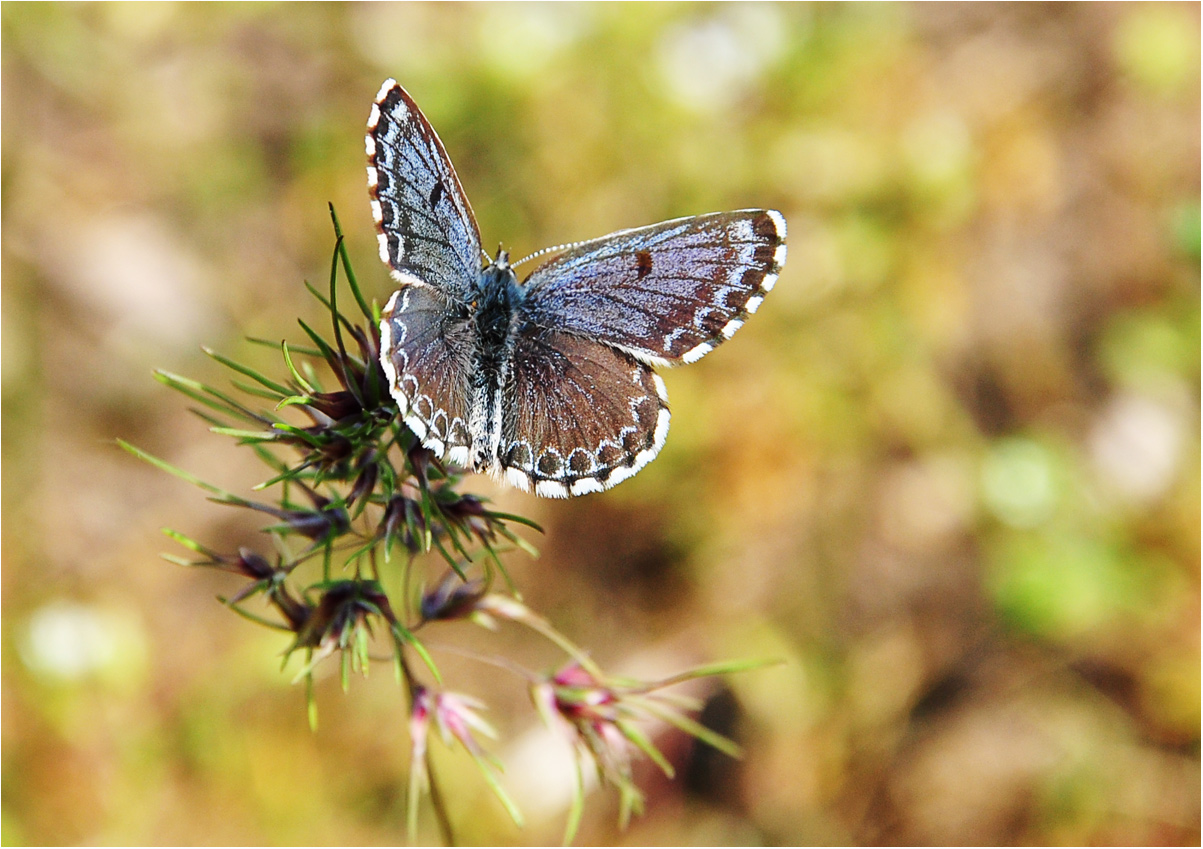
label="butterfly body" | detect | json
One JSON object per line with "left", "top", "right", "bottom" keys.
{"left": 368, "top": 79, "right": 786, "bottom": 497}
{"left": 464, "top": 253, "right": 523, "bottom": 475}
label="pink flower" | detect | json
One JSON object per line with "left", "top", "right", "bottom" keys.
{"left": 432, "top": 691, "right": 498, "bottom": 757}
{"left": 533, "top": 663, "right": 641, "bottom": 797}
{"left": 407, "top": 686, "right": 522, "bottom": 833}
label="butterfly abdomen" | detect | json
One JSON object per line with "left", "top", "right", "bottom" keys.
{"left": 467, "top": 261, "right": 525, "bottom": 475}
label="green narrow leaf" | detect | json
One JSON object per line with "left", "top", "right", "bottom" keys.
{"left": 637, "top": 699, "right": 743, "bottom": 759}
{"left": 268, "top": 422, "right": 324, "bottom": 447}
{"left": 247, "top": 336, "right": 323, "bottom": 358}
{"left": 254, "top": 466, "right": 309, "bottom": 492}
{"left": 295, "top": 315, "right": 359, "bottom": 400}
{"left": 355, "top": 622, "right": 371, "bottom": 677}
{"left": 299, "top": 359, "right": 324, "bottom": 393}
{"left": 440, "top": 517, "right": 477, "bottom": 565}
{"left": 275, "top": 394, "right": 321, "bottom": 411}
{"left": 653, "top": 657, "right": 782, "bottom": 687}
{"left": 498, "top": 526, "right": 540, "bottom": 560}
{"left": 393, "top": 646, "right": 404, "bottom": 686}
{"left": 208, "top": 427, "right": 281, "bottom": 443}
{"left": 160, "top": 527, "right": 213, "bottom": 554}
{"left": 203, "top": 346, "right": 294, "bottom": 396}
{"left": 302, "top": 281, "right": 364, "bottom": 348}
{"left": 326, "top": 234, "right": 351, "bottom": 368}
{"left": 329, "top": 203, "right": 374, "bottom": 322}
{"left": 229, "top": 379, "right": 290, "bottom": 402}
{"left": 249, "top": 442, "right": 293, "bottom": 474}
{"left": 186, "top": 407, "right": 234, "bottom": 430}
{"left": 562, "top": 756, "right": 586, "bottom": 846}
{"left": 154, "top": 370, "right": 270, "bottom": 423}
{"left": 430, "top": 535, "right": 469, "bottom": 580}
{"left": 290, "top": 644, "right": 334, "bottom": 684}
{"left": 118, "top": 440, "right": 231, "bottom": 497}
{"left": 222, "top": 600, "right": 293, "bottom": 630}
{"left": 394, "top": 627, "right": 442, "bottom": 685}
{"left": 486, "top": 511, "right": 545, "bottom": 534}
{"left": 280, "top": 341, "right": 316, "bottom": 394}
{"left": 617, "top": 781, "right": 644, "bottom": 831}
{"left": 616, "top": 719, "right": 674, "bottom": 778}
{"left": 470, "top": 753, "right": 525, "bottom": 828}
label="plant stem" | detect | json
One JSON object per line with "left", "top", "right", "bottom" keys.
{"left": 400, "top": 649, "right": 456, "bottom": 845}
{"left": 426, "top": 752, "right": 456, "bottom": 846}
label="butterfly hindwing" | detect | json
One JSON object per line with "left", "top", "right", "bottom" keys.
{"left": 379, "top": 286, "right": 475, "bottom": 466}
{"left": 367, "top": 79, "right": 482, "bottom": 298}
{"left": 521, "top": 210, "right": 786, "bottom": 366}
{"left": 498, "top": 329, "right": 670, "bottom": 498}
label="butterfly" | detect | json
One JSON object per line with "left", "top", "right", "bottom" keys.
{"left": 367, "top": 79, "right": 786, "bottom": 497}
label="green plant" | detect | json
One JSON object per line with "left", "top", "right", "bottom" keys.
{"left": 121, "top": 207, "right": 753, "bottom": 845}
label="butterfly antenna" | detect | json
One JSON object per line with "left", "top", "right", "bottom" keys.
{"left": 511, "top": 238, "right": 593, "bottom": 270}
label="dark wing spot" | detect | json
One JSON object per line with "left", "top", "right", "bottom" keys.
{"left": 537, "top": 452, "right": 563, "bottom": 476}
{"left": 622, "top": 429, "right": 647, "bottom": 454}
{"left": 429, "top": 181, "right": 444, "bottom": 209}
{"left": 753, "top": 244, "right": 777, "bottom": 267}
{"left": 753, "top": 211, "right": 779, "bottom": 239}
{"left": 505, "top": 442, "right": 532, "bottom": 468}
{"left": 568, "top": 449, "right": 593, "bottom": 474}
{"left": 596, "top": 442, "right": 623, "bottom": 466}
{"left": 449, "top": 419, "right": 471, "bottom": 446}
{"left": 635, "top": 250, "right": 653, "bottom": 280}
{"left": 741, "top": 267, "right": 767, "bottom": 289}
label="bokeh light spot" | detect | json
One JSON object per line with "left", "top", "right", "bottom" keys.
{"left": 981, "top": 437, "right": 1057, "bottom": 528}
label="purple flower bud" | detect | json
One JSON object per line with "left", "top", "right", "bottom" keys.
{"left": 347, "top": 451, "right": 379, "bottom": 506}
{"left": 307, "top": 390, "right": 363, "bottom": 422}
{"left": 420, "top": 571, "right": 487, "bottom": 622}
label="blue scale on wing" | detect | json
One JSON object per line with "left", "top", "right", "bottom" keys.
{"left": 521, "top": 211, "right": 784, "bottom": 365}
{"left": 369, "top": 82, "right": 481, "bottom": 298}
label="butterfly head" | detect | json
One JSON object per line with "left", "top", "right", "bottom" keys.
{"left": 489, "top": 246, "right": 511, "bottom": 271}
{"left": 473, "top": 250, "right": 524, "bottom": 350}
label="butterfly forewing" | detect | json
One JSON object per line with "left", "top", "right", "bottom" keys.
{"left": 521, "top": 210, "right": 786, "bottom": 366}
{"left": 499, "top": 329, "right": 670, "bottom": 498}
{"left": 367, "top": 80, "right": 482, "bottom": 297}
{"left": 380, "top": 287, "right": 475, "bottom": 465}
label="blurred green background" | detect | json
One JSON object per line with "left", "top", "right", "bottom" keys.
{"left": 2, "top": 3, "right": 1199, "bottom": 845}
